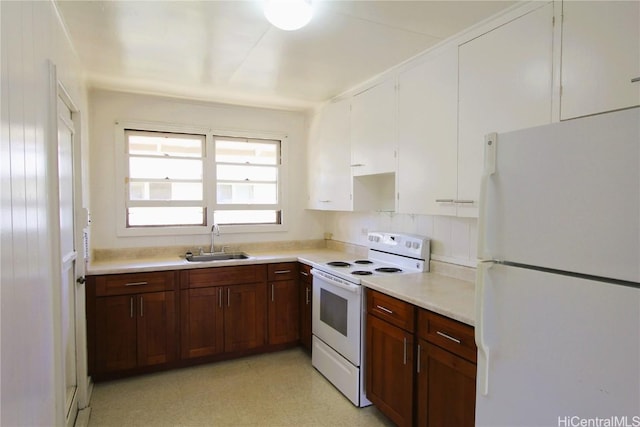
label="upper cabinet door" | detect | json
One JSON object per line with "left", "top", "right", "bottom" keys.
{"left": 458, "top": 3, "right": 554, "bottom": 217}
{"left": 560, "top": 1, "right": 640, "bottom": 120}
{"left": 307, "top": 98, "right": 352, "bottom": 211}
{"left": 397, "top": 47, "right": 458, "bottom": 216}
{"left": 350, "top": 79, "right": 397, "bottom": 176}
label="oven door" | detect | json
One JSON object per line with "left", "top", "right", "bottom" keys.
{"left": 311, "top": 268, "right": 362, "bottom": 366}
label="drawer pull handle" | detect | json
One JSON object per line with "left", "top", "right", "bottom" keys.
{"left": 436, "top": 331, "right": 461, "bottom": 344}
{"left": 632, "top": 77, "right": 640, "bottom": 83}
{"left": 376, "top": 305, "right": 393, "bottom": 315}
{"left": 274, "top": 270, "right": 291, "bottom": 274}
{"left": 435, "top": 199, "right": 454, "bottom": 203}
{"left": 300, "top": 271, "right": 309, "bottom": 277}
{"left": 125, "top": 281, "right": 148, "bottom": 287}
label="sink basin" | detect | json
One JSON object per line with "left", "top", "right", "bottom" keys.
{"left": 185, "top": 252, "right": 250, "bottom": 262}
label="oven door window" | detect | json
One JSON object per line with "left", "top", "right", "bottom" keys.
{"left": 320, "top": 288, "right": 348, "bottom": 336}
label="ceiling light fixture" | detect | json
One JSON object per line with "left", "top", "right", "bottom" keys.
{"left": 264, "top": 0, "right": 313, "bottom": 31}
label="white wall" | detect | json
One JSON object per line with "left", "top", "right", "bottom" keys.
{"left": 1, "top": 1, "right": 89, "bottom": 425}
{"left": 325, "top": 212, "right": 478, "bottom": 267}
{"left": 89, "top": 89, "right": 325, "bottom": 251}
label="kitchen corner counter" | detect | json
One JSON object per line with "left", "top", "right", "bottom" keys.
{"left": 86, "top": 247, "right": 475, "bottom": 327}
{"left": 361, "top": 272, "right": 476, "bottom": 326}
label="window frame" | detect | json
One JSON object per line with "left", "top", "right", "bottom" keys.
{"left": 115, "top": 121, "right": 288, "bottom": 237}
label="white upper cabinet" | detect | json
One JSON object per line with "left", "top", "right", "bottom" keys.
{"left": 307, "top": 98, "right": 352, "bottom": 211}
{"left": 560, "top": 1, "right": 640, "bottom": 120}
{"left": 397, "top": 46, "right": 458, "bottom": 216}
{"left": 458, "top": 2, "right": 554, "bottom": 217}
{"left": 350, "top": 79, "right": 397, "bottom": 176}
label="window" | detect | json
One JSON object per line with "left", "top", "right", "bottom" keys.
{"left": 125, "top": 130, "right": 206, "bottom": 227}
{"left": 213, "top": 136, "right": 282, "bottom": 225}
{"left": 117, "top": 123, "right": 286, "bottom": 236}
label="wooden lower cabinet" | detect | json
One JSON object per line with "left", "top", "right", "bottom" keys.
{"left": 267, "top": 262, "right": 300, "bottom": 345}
{"left": 365, "top": 289, "right": 477, "bottom": 427}
{"left": 88, "top": 271, "right": 177, "bottom": 378}
{"left": 94, "top": 290, "right": 176, "bottom": 375}
{"left": 366, "top": 314, "right": 415, "bottom": 427}
{"left": 416, "top": 340, "right": 476, "bottom": 427}
{"left": 298, "top": 263, "right": 312, "bottom": 351}
{"left": 179, "top": 265, "right": 267, "bottom": 360}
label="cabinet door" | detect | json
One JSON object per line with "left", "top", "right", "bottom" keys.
{"left": 366, "top": 314, "right": 414, "bottom": 427}
{"left": 397, "top": 47, "right": 458, "bottom": 216}
{"left": 308, "top": 98, "right": 352, "bottom": 210}
{"left": 268, "top": 279, "right": 300, "bottom": 345}
{"left": 299, "top": 265, "right": 312, "bottom": 351}
{"left": 351, "top": 79, "right": 397, "bottom": 176}
{"left": 224, "top": 283, "right": 267, "bottom": 352}
{"left": 181, "top": 287, "right": 224, "bottom": 359}
{"left": 458, "top": 3, "right": 554, "bottom": 217}
{"left": 417, "top": 341, "right": 476, "bottom": 427}
{"left": 95, "top": 295, "right": 137, "bottom": 373}
{"left": 560, "top": 1, "right": 640, "bottom": 119}
{"left": 137, "top": 291, "right": 176, "bottom": 367}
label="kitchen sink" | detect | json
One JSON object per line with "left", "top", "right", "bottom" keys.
{"left": 185, "top": 252, "right": 251, "bottom": 262}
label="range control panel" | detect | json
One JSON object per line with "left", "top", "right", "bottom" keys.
{"left": 367, "top": 231, "right": 430, "bottom": 260}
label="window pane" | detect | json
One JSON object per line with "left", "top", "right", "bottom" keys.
{"left": 127, "top": 132, "right": 203, "bottom": 158}
{"left": 216, "top": 164, "right": 277, "bottom": 182}
{"left": 128, "top": 207, "right": 204, "bottom": 226}
{"left": 129, "top": 157, "right": 202, "bottom": 180}
{"left": 214, "top": 210, "right": 280, "bottom": 225}
{"left": 215, "top": 138, "right": 278, "bottom": 165}
{"left": 216, "top": 183, "right": 277, "bottom": 204}
{"left": 129, "top": 182, "right": 203, "bottom": 201}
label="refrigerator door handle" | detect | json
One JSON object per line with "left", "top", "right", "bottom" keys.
{"left": 476, "top": 261, "right": 493, "bottom": 396}
{"left": 477, "top": 133, "right": 497, "bottom": 259}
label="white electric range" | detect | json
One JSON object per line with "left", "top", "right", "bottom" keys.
{"left": 310, "top": 231, "right": 430, "bottom": 407}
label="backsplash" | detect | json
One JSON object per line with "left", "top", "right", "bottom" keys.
{"left": 323, "top": 212, "right": 478, "bottom": 268}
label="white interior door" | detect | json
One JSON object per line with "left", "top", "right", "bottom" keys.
{"left": 57, "top": 96, "right": 78, "bottom": 426}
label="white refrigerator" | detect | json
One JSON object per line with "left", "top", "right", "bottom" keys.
{"left": 476, "top": 107, "right": 640, "bottom": 427}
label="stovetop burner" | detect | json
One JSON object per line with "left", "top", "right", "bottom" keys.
{"left": 327, "top": 261, "right": 351, "bottom": 267}
{"left": 375, "top": 267, "right": 403, "bottom": 273}
{"left": 351, "top": 270, "right": 373, "bottom": 276}
{"left": 354, "top": 260, "right": 373, "bottom": 265}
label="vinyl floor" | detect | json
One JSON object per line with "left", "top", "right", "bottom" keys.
{"left": 87, "top": 348, "right": 395, "bottom": 426}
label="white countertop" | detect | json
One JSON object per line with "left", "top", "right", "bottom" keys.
{"left": 87, "top": 248, "right": 475, "bottom": 326}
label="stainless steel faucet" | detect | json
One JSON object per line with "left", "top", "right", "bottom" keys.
{"left": 210, "top": 224, "right": 220, "bottom": 253}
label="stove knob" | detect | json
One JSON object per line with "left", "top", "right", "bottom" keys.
{"left": 413, "top": 242, "right": 420, "bottom": 249}
{"left": 405, "top": 241, "right": 411, "bottom": 248}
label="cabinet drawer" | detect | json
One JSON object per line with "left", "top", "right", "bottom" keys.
{"left": 95, "top": 271, "right": 175, "bottom": 297}
{"left": 418, "top": 309, "right": 476, "bottom": 363}
{"left": 184, "top": 265, "right": 266, "bottom": 289}
{"left": 267, "top": 262, "right": 297, "bottom": 282}
{"left": 367, "top": 289, "right": 415, "bottom": 333}
{"left": 298, "top": 263, "right": 312, "bottom": 284}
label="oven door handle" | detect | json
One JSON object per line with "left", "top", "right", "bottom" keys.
{"left": 311, "top": 269, "right": 361, "bottom": 294}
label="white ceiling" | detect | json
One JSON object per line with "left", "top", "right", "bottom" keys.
{"left": 56, "top": 0, "right": 515, "bottom": 111}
